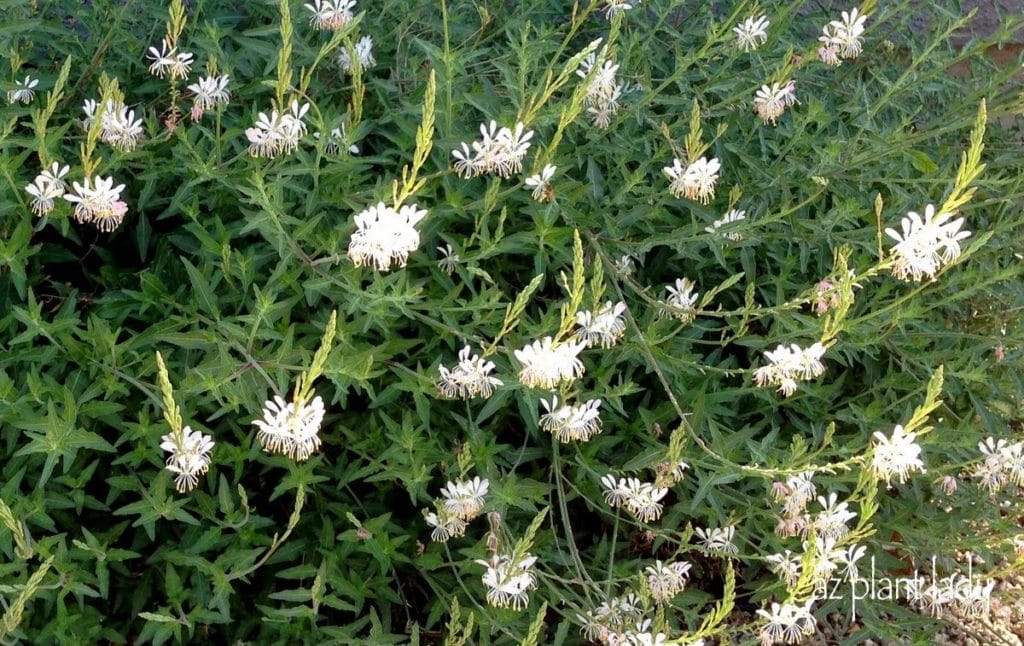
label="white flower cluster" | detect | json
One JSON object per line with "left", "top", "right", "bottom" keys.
{"left": 346, "top": 202, "right": 428, "bottom": 271}
{"left": 540, "top": 396, "right": 603, "bottom": 443}
{"left": 694, "top": 525, "right": 738, "bottom": 555}
{"left": 146, "top": 39, "right": 194, "bottom": 80}
{"left": 773, "top": 480, "right": 858, "bottom": 547}
{"left": 768, "top": 540, "right": 865, "bottom": 592}
{"left": 756, "top": 600, "right": 817, "bottom": 646}
{"left": 246, "top": 100, "right": 310, "bottom": 158}
{"left": 514, "top": 337, "right": 586, "bottom": 389}
{"left": 753, "top": 342, "right": 826, "bottom": 397}
{"left": 608, "top": 620, "right": 672, "bottom": 646}
{"left": 253, "top": 395, "right": 326, "bottom": 461}
{"left": 24, "top": 162, "right": 70, "bottom": 217}
{"left": 83, "top": 99, "right": 145, "bottom": 153}
{"left": 425, "top": 476, "right": 490, "bottom": 541}
{"left": 7, "top": 76, "right": 38, "bottom": 104}
{"left": 436, "top": 345, "right": 502, "bottom": 399}
{"left": 734, "top": 15, "right": 769, "bottom": 52}
{"left": 339, "top": 35, "right": 375, "bottom": 74}
{"left": 601, "top": 475, "right": 668, "bottom": 523}
{"left": 576, "top": 301, "right": 627, "bottom": 348}
{"left": 753, "top": 81, "right": 797, "bottom": 126}
{"left": 452, "top": 120, "right": 534, "bottom": 179}
{"left": 660, "top": 278, "right": 699, "bottom": 324}
{"left": 577, "top": 593, "right": 643, "bottom": 642}
{"left": 970, "top": 437, "right": 1024, "bottom": 493}
{"left": 818, "top": 8, "right": 868, "bottom": 66}
{"left": 645, "top": 560, "right": 691, "bottom": 604}
{"left": 885, "top": 204, "right": 970, "bottom": 282}
{"left": 160, "top": 426, "right": 215, "bottom": 493}
{"left": 305, "top": 0, "right": 357, "bottom": 30}
{"left": 475, "top": 552, "right": 538, "bottom": 610}
{"left": 663, "top": 157, "right": 720, "bottom": 204}
{"left": 577, "top": 52, "right": 624, "bottom": 128}
{"left": 871, "top": 424, "right": 926, "bottom": 486}
{"left": 186, "top": 74, "right": 230, "bottom": 121}
{"left": 64, "top": 176, "right": 129, "bottom": 232}
{"left": 771, "top": 470, "right": 817, "bottom": 537}
{"left": 906, "top": 571, "right": 996, "bottom": 619}
{"left": 524, "top": 164, "right": 556, "bottom": 202}
{"left": 705, "top": 209, "right": 746, "bottom": 241}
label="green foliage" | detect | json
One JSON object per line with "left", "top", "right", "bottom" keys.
{"left": 0, "top": 0, "right": 1022, "bottom": 643}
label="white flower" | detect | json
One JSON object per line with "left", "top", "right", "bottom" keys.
{"left": 540, "top": 396, "right": 603, "bottom": 443}
{"left": 753, "top": 342, "right": 826, "bottom": 397}
{"left": 524, "top": 164, "right": 556, "bottom": 202}
{"left": 305, "top": 0, "right": 356, "bottom": 30}
{"left": 657, "top": 460, "right": 689, "bottom": 487}
{"left": 817, "top": 26, "right": 842, "bottom": 66}
{"left": 601, "top": 475, "right": 668, "bottom": 522}
{"left": 81, "top": 99, "right": 99, "bottom": 127}
{"left": 187, "top": 74, "right": 230, "bottom": 120}
{"left": 661, "top": 278, "right": 699, "bottom": 323}
{"left": 437, "top": 345, "right": 502, "bottom": 399}
{"left": 146, "top": 39, "right": 194, "bottom": 80}
{"left": 101, "top": 102, "right": 144, "bottom": 152}
{"left": 837, "top": 543, "right": 867, "bottom": 581}
{"left": 440, "top": 476, "right": 489, "bottom": 520}
{"left": 603, "top": 0, "right": 639, "bottom": 19}
{"left": 514, "top": 337, "right": 586, "bottom": 389}
{"left": 424, "top": 509, "right": 468, "bottom": 542}
{"left": 475, "top": 553, "right": 538, "bottom": 610}
{"left": 576, "top": 301, "right": 627, "bottom": 348}
{"left": 338, "top": 35, "right": 375, "bottom": 73}
{"left": 810, "top": 493, "right": 856, "bottom": 541}
{"left": 25, "top": 162, "right": 70, "bottom": 216}
{"left": 734, "top": 15, "right": 769, "bottom": 51}
{"left": 705, "top": 209, "right": 746, "bottom": 240}
{"left": 436, "top": 243, "right": 460, "bottom": 274}
{"left": 972, "top": 437, "right": 1024, "bottom": 492}
{"left": 7, "top": 76, "right": 38, "bottom": 104}
{"left": 246, "top": 100, "right": 310, "bottom": 158}
{"left": 314, "top": 125, "right": 359, "bottom": 154}
{"left": 694, "top": 525, "right": 738, "bottom": 555}
{"left": 63, "top": 176, "right": 128, "bottom": 232}
{"left": 754, "top": 81, "right": 796, "bottom": 126}
{"left": 663, "top": 156, "right": 720, "bottom": 204}
{"left": 160, "top": 426, "right": 215, "bottom": 493}
{"left": 756, "top": 600, "right": 816, "bottom": 645}
{"left": 452, "top": 121, "right": 534, "bottom": 179}
{"left": 766, "top": 551, "right": 802, "bottom": 588}
{"left": 645, "top": 560, "right": 691, "bottom": 603}
{"left": 253, "top": 395, "right": 326, "bottom": 461}
{"left": 871, "top": 424, "right": 925, "bottom": 486}
{"left": 885, "top": 204, "right": 971, "bottom": 282}
{"left": 826, "top": 8, "right": 867, "bottom": 60}
{"left": 347, "top": 202, "right": 428, "bottom": 271}
{"left": 614, "top": 254, "right": 636, "bottom": 276}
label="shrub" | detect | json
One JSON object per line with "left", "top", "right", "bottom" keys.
{"left": 1, "top": 0, "right": 1023, "bottom": 643}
